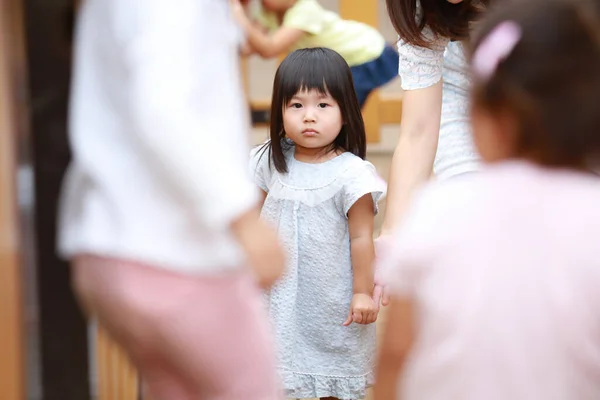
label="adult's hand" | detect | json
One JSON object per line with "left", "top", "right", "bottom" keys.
{"left": 372, "top": 234, "right": 394, "bottom": 308}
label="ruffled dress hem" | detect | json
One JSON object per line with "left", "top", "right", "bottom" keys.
{"left": 280, "top": 368, "right": 375, "bottom": 399}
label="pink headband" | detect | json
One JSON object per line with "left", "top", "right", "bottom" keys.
{"left": 472, "top": 21, "right": 522, "bottom": 81}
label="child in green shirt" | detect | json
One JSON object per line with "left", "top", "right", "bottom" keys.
{"left": 232, "top": 0, "right": 399, "bottom": 107}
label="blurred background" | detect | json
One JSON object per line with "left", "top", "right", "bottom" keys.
{"left": 0, "top": 0, "right": 402, "bottom": 399}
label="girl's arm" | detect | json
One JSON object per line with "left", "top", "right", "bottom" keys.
{"left": 240, "top": 21, "right": 304, "bottom": 58}
{"left": 380, "top": 82, "right": 443, "bottom": 235}
{"left": 239, "top": 21, "right": 269, "bottom": 56}
{"left": 348, "top": 195, "right": 376, "bottom": 295}
{"left": 344, "top": 194, "right": 379, "bottom": 325}
{"left": 231, "top": 0, "right": 305, "bottom": 58}
{"left": 374, "top": 296, "right": 415, "bottom": 400}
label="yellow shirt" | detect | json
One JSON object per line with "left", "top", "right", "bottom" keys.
{"left": 254, "top": 0, "right": 385, "bottom": 66}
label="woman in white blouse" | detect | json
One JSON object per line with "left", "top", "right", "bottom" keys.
{"left": 375, "top": 0, "right": 490, "bottom": 304}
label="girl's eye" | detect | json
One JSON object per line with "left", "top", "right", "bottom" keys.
{"left": 318, "top": 103, "right": 330, "bottom": 108}
{"left": 290, "top": 103, "right": 302, "bottom": 109}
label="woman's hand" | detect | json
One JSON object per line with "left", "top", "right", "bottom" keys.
{"left": 372, "top": 234, "right": 394, "bottom": 307}
{"left": 343, "top": 293, "right": 379, "bottom": 326}
{"left": 230, "top": 206, "right": 286, "bottom": 289}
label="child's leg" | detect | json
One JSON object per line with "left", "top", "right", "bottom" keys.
{"left": 349, "top": 65, "right": 374, "bottom": 108}
{"left": 71, "top": 255, "right": 281, "bottom": 400}
{"left": 350, "top": 44, "right": 400, "bottom": 108}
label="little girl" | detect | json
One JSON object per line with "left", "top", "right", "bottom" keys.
{"left": 59, "top": 0, "right": 284, "bottom": 399}
{"left": 375, "top": 0, "right": 600, "bottom": 398}
{"left": 231, "top": 0, "right": 399, "bottom": 108}
{"left": 250, "top": 47, "right": 386, "bottom": 399}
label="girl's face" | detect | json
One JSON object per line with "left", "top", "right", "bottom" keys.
{"left": 471, "top": 104, "right": 517, "bottom": 163}
{"left": 283, "top": 89, "right": 343, "bottom": 153}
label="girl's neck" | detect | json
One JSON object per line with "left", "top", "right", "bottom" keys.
{"left": 294, "top": 144, "right": 343, "bottom": 164}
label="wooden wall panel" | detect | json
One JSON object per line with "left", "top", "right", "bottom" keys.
{"left": 96, "top": 327, "right": 139, "bottom": 400}
{"left": 0, "top": 0, "right": 26, "bottom": 398}
{"left": 339, "top": 0, "right": 381, "bottom": 143}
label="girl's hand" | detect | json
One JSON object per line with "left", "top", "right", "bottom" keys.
{"left": 373, "top": 234, "right": 393, "bottom": 307}
{"left": 343, "top": 293, "right": 379, "bottom": 326}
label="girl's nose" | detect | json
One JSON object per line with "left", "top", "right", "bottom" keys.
{"left": 303, "top": 108, "right": 316, "bottom": 122}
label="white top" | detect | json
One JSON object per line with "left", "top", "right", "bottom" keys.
{"left": 58, "top": 0, "right": 258, "bottom": 274}
{"left": 397, "top": 25, "right": 480, "bottom": 179}
{"left": 379, "top": 161, "right": 600, "bottom": 400}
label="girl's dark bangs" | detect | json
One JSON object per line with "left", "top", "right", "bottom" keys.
{"left": 278, "top": 55, "right": 340, "bottom": 104}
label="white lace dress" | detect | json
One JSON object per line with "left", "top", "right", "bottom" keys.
{"left": 398, "top": 26, "right": 480, "bottom": 180}
{"left": 250, "top": 143, "right": 386, "bottom": 399}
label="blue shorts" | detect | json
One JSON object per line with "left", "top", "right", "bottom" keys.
{"left": 350, "top": 44, "right": 399, "bottom": 108}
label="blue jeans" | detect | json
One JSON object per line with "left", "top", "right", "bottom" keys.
{"left": 350, "top": 44, "right": 399, "bottom": 108}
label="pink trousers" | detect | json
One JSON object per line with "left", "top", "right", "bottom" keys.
{"left": 72, "top": 255, "right": 282, "bottom": 400}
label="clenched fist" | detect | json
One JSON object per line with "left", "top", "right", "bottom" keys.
{"left": 343, "top": 293, "right": 379, "bottom": 326}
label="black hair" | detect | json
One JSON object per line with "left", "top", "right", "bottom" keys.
{"left": 470, "top": 0, "right": 600, "bottom": 168}
{"left": 257, "top": 47, "right": 366, "bottom": 174}
{"left": 386, "top": 0, "right": 490, "bottom": 48}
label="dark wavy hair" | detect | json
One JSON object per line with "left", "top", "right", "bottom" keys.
{"left": 257, "top": 47, "right": 366, "bottom": 174}
{"left": 469, "top": 0, "right": 600, "bottom": 168}
{"left": 386, "top": 0, "right": 490, "bottom": 47}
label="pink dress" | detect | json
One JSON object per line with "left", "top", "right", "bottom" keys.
{"left": 379, "top": 161, "right": 600, "bottom": 400}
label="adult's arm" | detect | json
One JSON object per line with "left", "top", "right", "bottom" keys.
{"left": 380, "top": 82, "right": 443, "bottom": 234}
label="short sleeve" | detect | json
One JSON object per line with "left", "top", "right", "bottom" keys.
{"left": 282, "top": 0, "right": 327, "bottom": 35}
{"left": 342, "top": 161, "right": 387, "bottom": 217}
{"left": 397, "top": 26, "right": 450, "bottom": 90}
{"left": 248, "top": 145, "right": 272, "bottom": 192}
